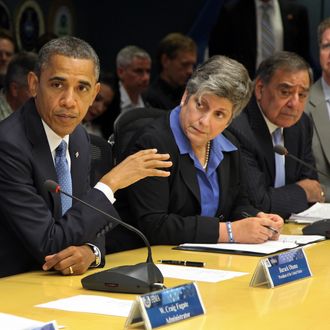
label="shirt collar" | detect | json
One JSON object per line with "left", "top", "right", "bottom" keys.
{"left": 41, "top": 120, "right": 69, "bottom": 154}
{"left": 169, "top": 106, "right": 237, "bottom": 158}
{"left": 257, "top": 101, "right": 282, "bottom": 135}
{"left": 119, "top": 81, "right": 144, "bottom": 110}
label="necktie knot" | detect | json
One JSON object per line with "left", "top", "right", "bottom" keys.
{"left": 56, "top": 140, "right": 67, "bottom": 158}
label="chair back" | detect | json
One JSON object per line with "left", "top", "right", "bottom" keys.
{"left": 111, "top": 107, "right": 166, "bottom": 164}
{"left": 89, "top": 134, "right": 113, "bottom": 186}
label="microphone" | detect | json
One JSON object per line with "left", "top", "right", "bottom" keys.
{"left": 44, "top": 179, "right": 164, "bottom": 294}
{"left": 273, "top": 145, "right": 330, "bottom": 180}
{"left": 273, "top": 146, "right": 330, "bottom": 237}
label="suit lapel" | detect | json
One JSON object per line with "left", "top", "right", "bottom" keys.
{"left": 247, "top": 101, "right": 275, "bottom": 182}
{"left": 24, "top": 99, "right": 62, "bottom": 219}
{"left": 69, "top": 133, "right": 83, "bottom": 196}
{"left": 309, "top": 81, "right": 330, "bottom": 164}
{"left": 180, "top": 154, "right": 201, "bottom": 204}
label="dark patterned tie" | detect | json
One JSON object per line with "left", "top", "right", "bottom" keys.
{"left": 55, "top": 140, "right": 72, "bottom": 215}
{"left": 261, "top": 2, "right": 275, "bottom": 60}
{"left": 272, "top": 128, "right": 285, "bottom": 187}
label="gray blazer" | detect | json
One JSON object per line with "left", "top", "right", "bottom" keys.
{"left": 305, "top": 79, "right": 330, "bottom": 201}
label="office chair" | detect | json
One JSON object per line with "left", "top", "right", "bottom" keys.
{"left": 89, "top": 134, "right": 113, "bottom": 186}
{"left": 110, "top": 107, "right": 166, "bottom": 164}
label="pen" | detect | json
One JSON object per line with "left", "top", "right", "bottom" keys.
{"left": 157, "top": 260, "right": 205, "bottom": 267}
{"left": 241, "top": 212, "right": 279, "bottom": 234}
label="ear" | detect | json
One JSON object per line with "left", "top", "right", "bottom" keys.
{"left": 160, "top": 54, "right": 170, "bottom": 69}
{"left": 116, "top": 66, "right": 125, "bottom": 80}
{"left": 254, "top": 78, "right": 264, "bottom": 101}
{"left": 180, "top": 90, "right": 188, "bottom": 106}
{"left": 27, "top": 71, "right": 38, "bottom": 97}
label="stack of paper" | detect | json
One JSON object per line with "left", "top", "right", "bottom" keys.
{"left": 289, "top": 203, "right": 330, "bottom": 223}
{"left": 175, "top": 234, "right": 325, "bottom": 256}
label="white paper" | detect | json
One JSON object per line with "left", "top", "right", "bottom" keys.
{"left": 36, "top": 294, "right": 133, "bottom": 317}
{"left": 178, "top": 234, "right": 324, "bottom": 255}
{"left": 279, "top": 234, "right": 325, "bottom": 244}
{"left": 0, "top": 313, "right": 58, "bottom": 330}
{"left": 289, "top": 202, "right": 330, "bottom": 223}
{"left": 156, "top": 264, "right": 248, "bottom": 283}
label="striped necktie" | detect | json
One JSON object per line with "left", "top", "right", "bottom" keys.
{"left": 55, "top": 140, "right": 72, "bottom": 215}
{"left": 272, "top": 128, "right": 285, "bottom": 188}
{"left": 261, "top": 2, "right": 275, "bottom": 60}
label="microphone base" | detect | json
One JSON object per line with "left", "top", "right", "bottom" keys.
{"left": 81, "top": 262, "right": 164, "bottom": 294}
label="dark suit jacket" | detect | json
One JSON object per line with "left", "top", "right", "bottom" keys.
{"left": 116, "top": 113, "right": 258, "bottom": 245}
{"left": 209, "top": 0, "right": 310, "bottom": 78}
{"left": 0, "top": 99, "right": 119, "bottom": 277}
{"left": 228, "top": 96, "right": 317, "bottom": 219}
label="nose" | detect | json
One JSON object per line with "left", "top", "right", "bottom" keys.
{"left": 287, "top": 92, "right": 300, "bottom": 107}
{"left": 60, "top": 88, "right": 75, "bottom": 108}
{"left": 199, "top": 112, "right": 211, "bottom": 127}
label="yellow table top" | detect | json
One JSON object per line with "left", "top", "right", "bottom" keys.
{"left": 1, "top": 224, "right": 329, "bottom": 330}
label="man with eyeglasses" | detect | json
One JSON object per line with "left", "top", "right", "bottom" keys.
{"left": 116, "top": 45, "right": 151, "bottom": 113}
{"left": 305, "top": 18, "right": 330, "bottom": 202}
{"left": 229, "top": 51, "right": 324, "bottom": 219}
{"left": 0, "top": 29, "right": 15, "bottom": 89}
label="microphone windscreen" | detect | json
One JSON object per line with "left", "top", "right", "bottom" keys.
{"left": 44, "top": 179, "right": 59, "bottom": 193}
{"left": 273, "top": 145, "right": 288, "bottom": 156}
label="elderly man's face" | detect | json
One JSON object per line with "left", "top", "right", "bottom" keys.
{"left": 255, "top": 68, "right": 310, "bottom": 128}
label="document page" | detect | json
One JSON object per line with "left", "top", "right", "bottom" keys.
{"left": 36, "top": 295, "right": 133, "bottom": 317}
{"left": 289, "top": 202, "right": 330, "bottom": 223}
{"left": 156, "top": 264, "right": 248, "bottom": 283}
{"left": 177, "top": 234, "right": 325, "bottom": 255}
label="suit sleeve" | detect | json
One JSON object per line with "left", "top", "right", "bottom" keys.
{"left": 0, "top": 138, "right": 117, "bottom": 266}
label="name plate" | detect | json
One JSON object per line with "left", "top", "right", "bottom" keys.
{"left": 125, "top": 282, "right": 205, "bottom": 329}
{"left": 250, "top": 248, "right": 312, "bottom": 288}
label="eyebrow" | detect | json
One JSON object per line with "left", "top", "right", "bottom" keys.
{"left": 278, "top": 82, "right": 309, "bottom": 91}
{"left": 49, "top": 76, "right": 92, "bottom": 88}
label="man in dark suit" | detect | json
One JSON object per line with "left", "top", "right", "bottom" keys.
{"left": 0, "top": 36, "right": 172, "bottom": 278}
{"left": 305, "top": 17, "right": 330, "bottom": 202}
{"left": 209, "top": 0, "right": 311, "bottom": 78}
{"left": 229, "top": 51, "right": 324, "bottom": 219}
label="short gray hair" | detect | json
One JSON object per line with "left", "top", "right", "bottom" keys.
{"left": 35, "top": 36, "right": 100, "bottom": 80}
{"left": 116, "top": 45, "right": 151, "bottom": 68}
{"left": 185, "top": 55, "right": 252, "bottom": 118}
{"left": 255, "top": 51, "right": 313, "bottom": 86}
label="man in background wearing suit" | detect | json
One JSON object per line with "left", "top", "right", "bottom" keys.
{"left": 305, "top": 17, "right": 330, "bottom": 202}
{"left": 0, "top": 36, "right": 172, "bottom": 278}
{"left": 209, "top": 0, "right": 311, "bottom": 78}
{"left": 229, "top": 51, "right": 324, "bottom": 219}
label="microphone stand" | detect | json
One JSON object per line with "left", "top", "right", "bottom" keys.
{"left": 45, "top": 180, "right": 164, "bottom": 294}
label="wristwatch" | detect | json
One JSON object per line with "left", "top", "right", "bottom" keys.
{"left": 86, "top": 244, "right": 101, "bottom": 267}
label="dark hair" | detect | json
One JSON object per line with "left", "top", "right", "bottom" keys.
{"left": 255, "top": 51, "right": 313, "bottom": 86}
{"left": 36, "top": 36, "right": 100, "bottom": 80}
{"left": 4, "top": 51, "right": 37, "bottom": 91}
{"left": 157, "top": 32, "right": 197, "bottom": 71}
{"left": 0, "top": 28, "right": 16, "bottom": 51}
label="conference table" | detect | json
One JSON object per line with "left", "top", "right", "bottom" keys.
{"left": 1, "top": 224, "right": 329, "bottom": 329}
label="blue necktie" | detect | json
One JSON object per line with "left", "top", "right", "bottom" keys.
{"left": 272, "top": 128, "right": 285, "bottom": 188}
{"left": 55, "top": 140, "right": 72, "bottom": 215}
